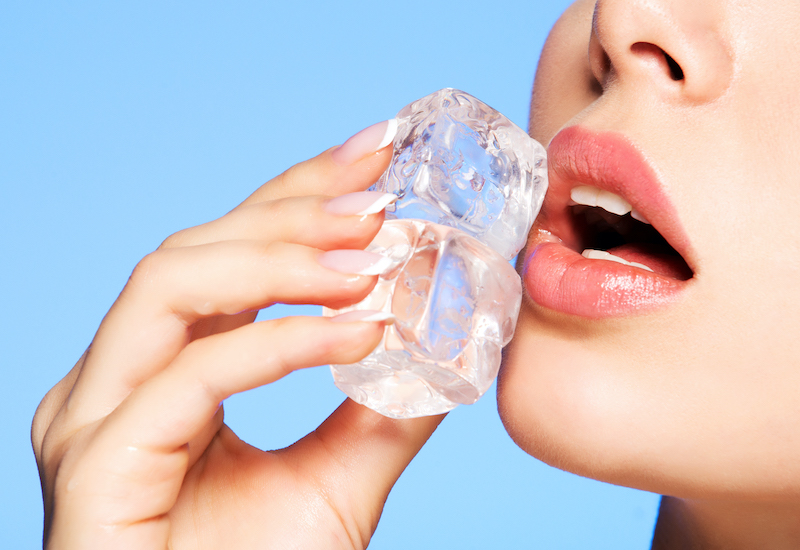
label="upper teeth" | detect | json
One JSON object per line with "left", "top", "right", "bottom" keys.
{"left": 570, "top": 186, "right": 650, "bottom": 224}
{"left": 630, "top": 209, "right": 649, "bottom": 224}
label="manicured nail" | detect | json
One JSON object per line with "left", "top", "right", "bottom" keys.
{"left": 318, "top": 249, "right": 392, "bottom": 275}
{"left": 330, "top": 310, "right": 396, "bottom": 325}
{"left": 324, "top": 191, "right": 398, "bottom": 216}
{"left": 331, "top": 119, "right": 398, "bottom": 166}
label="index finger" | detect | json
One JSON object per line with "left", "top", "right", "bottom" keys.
{"left": 242, "top": 120, "right": 397, "bottom": 206}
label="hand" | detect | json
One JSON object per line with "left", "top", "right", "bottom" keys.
{"left": 32, "top": 132, "right": 444, "bottom": 549}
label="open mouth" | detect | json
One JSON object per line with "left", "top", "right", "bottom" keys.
{"left": 522, "top": 126, "right": 694, "bottom": 318}
{"left": 568, "top": 185, "right": 693, "bottom": 281}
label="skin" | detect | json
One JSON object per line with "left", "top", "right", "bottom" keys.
{"left": 33, "top": 0, "right": 800, "bottom": 548}
{"left": 32, "top": 148, "right": 444, "bottom": 549}
{"left": 498, "top": 0, "right": 800, "bottom": 548}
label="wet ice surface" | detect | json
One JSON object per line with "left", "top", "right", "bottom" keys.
{"left": 373, "top": 88, "right": 547, "bottom": 261}
{"left": 327, "top": 89, "right": 546, "bottom": 418}
{"left": 326, "top": 220, "right": 522, "bottom": 418}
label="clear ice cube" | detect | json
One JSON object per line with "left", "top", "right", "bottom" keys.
{"left": 326, "top": 89, "right": 548, "bottom": 419}
{"left": 372, "top": 88, "right": 547, "bottom": 261}
{"left": 325, "top": 220, "right": 522, "bottom": 419}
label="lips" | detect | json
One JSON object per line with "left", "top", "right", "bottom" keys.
{"left": 521, "top": 126, "right": 694, "bottom": 318}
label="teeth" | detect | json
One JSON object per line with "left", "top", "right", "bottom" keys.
{"left": 570, "top": 185, "right": 634, "bottom": 217}
{"left": 597, "top": 190, "right": 632, "bottom": 216}
{"left": 581, "top": 249, "right": 654, "bottom": 272}
{"left": 570, "top": 185, "right": 601, "bottom": 207}
{"left": 630, "top": 209, "right": 651, "bottom": 224}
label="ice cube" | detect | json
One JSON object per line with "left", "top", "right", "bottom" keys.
{"left": 324, "top": 220, "right": 522, "bottom": 419}
{"left": 372, "top": 88, "right": 547, "bottom": 261}
{"left": 325, "top": 89, "right": 547, "bottom": 419}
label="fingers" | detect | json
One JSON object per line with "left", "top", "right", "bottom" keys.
{"left": 128, "top": 241, "right": 381, "bottom": 317}
{"left": 116, "top": 315, "right": 387, "bottom": 449}
{"left": 32, "top": 350, "right": 87, "bottom": 463}
{"left": 241, "top": 120, "right": 396, "bottom": 205}
{"left": 60, "top": 118, "right": 397, "bottom": 429}
{"left": 164, "top": 191, "right": 395, "bottom": 348}
{"left": 163, "top": 193, "right": 390, "bottom": 251}
{"left": 66, "top": 241, "right": 382, "bottom": 429}
{"left": 43, "top": 123, "right": 405, "bottom": 547}
{"left": 53, "top": 315, "right": 388, "bottom": 544}
{"left": 57, "top": 316, "right": 389, "bottom": 531}
{"left": 64, "top": 185, "right": 397, "bottom": 430}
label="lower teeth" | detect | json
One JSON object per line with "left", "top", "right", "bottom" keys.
{"left": 581, "top": 249, "right": 654, "bottom": 272}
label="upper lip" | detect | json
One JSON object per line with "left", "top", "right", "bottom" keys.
{"left": 535, "top": 125, "right": 695, "bottom": 273}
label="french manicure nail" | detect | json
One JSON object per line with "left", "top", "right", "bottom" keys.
{"left": 318, "top": 249, "right": 392, "bottom": 275}
{"left": 330, "top": 310, "right": 396, "bottom": 324}
{"left": 331, "top": 119, "right": 398, "bottom": 166}
{"left": 324, "top": 191, "right": 397, "bottom": 216}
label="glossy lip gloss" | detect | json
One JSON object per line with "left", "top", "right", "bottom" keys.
{"left": 521, "top": 126, "right": 694, "bottom": 318}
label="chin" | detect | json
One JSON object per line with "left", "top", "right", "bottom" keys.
{"left": 497, "top": 305, "right": 654, "bottom": 491}
{"left": 497, "top": 302, "right": 800, "bottom": 503}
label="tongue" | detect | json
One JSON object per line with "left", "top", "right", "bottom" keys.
{"left": 607, "top": 243, "right": 693, "bottom": 280}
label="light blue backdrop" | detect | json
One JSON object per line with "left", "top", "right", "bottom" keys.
{"left": 1, "top": 1, "right": 661, "bottom": 548}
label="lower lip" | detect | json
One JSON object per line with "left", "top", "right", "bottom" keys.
{"left": 522, "top": 242, "right": 686, "bottom": 318}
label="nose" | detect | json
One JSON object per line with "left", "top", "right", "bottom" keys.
{"left": 589, "top": 0, "right": 733, "bottom": 103}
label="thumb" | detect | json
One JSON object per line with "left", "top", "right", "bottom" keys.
{"left": 294, "top": 400, "right": 445, "bottom": 539}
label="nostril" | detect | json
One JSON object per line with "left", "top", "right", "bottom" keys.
{"left": 631, "top": 42, "right": 685, "bottom": 82}
{"left": 589, "top": 32, "right": 613, "bottom": 89}
{"left": 664, "top": 52, "right": 684, "bottom": 81}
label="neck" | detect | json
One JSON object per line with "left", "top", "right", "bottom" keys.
{"left": 652, "top": 497, "right": 800, "bottom": 550}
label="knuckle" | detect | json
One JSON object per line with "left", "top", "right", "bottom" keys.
{"left": 39, "top": 420, "right": 68, "bottom": 474}
{"left": 274, "top": 156, "right": 321, "bottom": 198}
{"left": 31, "top": 391, "right": 59, "bottom": 453}
{"left": 268, "top": 315, "right": 293, "bottom": 334}
{"left": 127, "top": 250, "right": 166, "bottom": 291}
{"left": 278, "top": 163, "right": 303, "bottom": 195}
{"left": 160, "top": 228, "right": 190, "bottom": 249}
{"left": 35, "top": 407, "right": 82, "bottom": 489}
{"left": 256, "top": 239, "right": 287, "bottom": 260}
{"left": 31, "top": 360, "right": 83, "bottom": 459}
{"left": 262, "top": 196, "right": 290, "bottom": 218}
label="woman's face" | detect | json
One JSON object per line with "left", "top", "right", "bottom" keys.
{"left": 499, "top": 0, "right": 800, "bottom": 500}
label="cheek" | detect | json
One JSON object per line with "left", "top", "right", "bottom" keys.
{"left": 528, "top": 0, "right": 600, "bottom": 144}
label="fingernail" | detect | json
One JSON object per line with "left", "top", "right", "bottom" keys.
{"left": 331, "top": 119, "right": 398, "bottom": 166}
{"left": 318, "top": 249, "right": 392, "bottom": 275}
{"left": 330, "top": 310, "right": 396, "bottom": 325}
{"left": 324, "top": 191, "right": 398, "bottom": 216}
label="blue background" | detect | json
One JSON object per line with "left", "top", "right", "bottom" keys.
{"left": 1, "top": 1, "right": 661, "bottom": 548}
